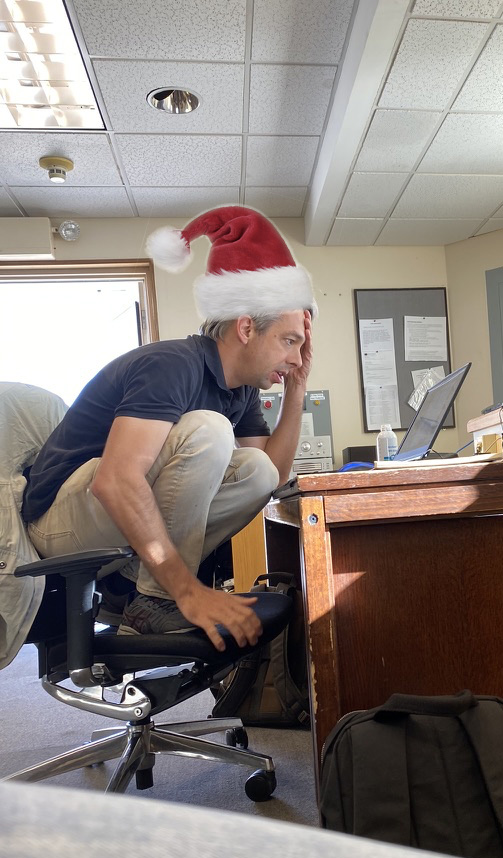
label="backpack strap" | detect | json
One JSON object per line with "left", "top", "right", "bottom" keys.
{"left": 459, "top": 699, "right": 503, "bottom": 831}
{"left": 270, "top": 625, "right": 310, "bottom": 726}
{"left": 349, "top": 716, "right": 411, "bottom": 844}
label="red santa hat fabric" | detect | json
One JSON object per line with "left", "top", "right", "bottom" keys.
{"left": 146, "top": 205, "right": 317, "bottom": 321}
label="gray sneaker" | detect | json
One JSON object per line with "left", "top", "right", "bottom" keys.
{"left": 117, "top": 593, "right": 198, "bottom": 636}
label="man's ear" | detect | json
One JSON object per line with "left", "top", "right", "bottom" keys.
{"left": 236, "top": 315, "right": 254, "bottom": 344}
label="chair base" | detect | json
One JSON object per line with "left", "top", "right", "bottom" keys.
{"left": 2, "top": 716, "right": 277, "bottom": 801}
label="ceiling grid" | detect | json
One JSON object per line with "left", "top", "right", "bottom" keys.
{"left": 1, "top": 0, "right": 503, "bottom": 245}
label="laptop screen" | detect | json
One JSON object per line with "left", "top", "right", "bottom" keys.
{"left": 394, "top": 363, "right": 471, "bottom": 462}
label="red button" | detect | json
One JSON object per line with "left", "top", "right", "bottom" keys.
{"left": 264, "top": 401, "right": 272, "bottom": 408}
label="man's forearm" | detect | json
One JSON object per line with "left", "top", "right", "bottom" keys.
{"left": 264, "top": 379, "right": 306, "bottom": 484}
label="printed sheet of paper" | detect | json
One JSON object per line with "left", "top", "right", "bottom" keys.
{"left": 365, "top": 385, "right": 400, "bottom": 430}
{"left": 404, "top": 316, "right": 447, "bottom": 362}
{"left": 359, "top": 318, "right": 400, "bottom": 429}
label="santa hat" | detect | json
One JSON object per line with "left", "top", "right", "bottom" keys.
{"left": 145, "top": 205, "right": 317, "bottom": 321}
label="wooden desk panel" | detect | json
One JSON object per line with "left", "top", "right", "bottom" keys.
{"left": 265, "top": 462, "right": 503, "bottom": 796}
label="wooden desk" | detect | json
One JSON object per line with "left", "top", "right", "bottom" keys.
{"left": 265, "top": 462, "right": 503, "bottom": 788}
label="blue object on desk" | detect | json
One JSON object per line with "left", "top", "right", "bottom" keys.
{"left": 338, "top": 461, "right": 374, "bottom": 472}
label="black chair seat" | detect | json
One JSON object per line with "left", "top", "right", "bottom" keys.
{"left": 92, "top": 592, "right": 293, "bottom": 671}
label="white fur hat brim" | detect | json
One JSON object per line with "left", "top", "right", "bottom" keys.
{"left": 193, "top": 266, "right": 317, "bottom": 321}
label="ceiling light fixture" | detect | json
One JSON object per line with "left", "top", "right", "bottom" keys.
{"left": 146, "top": 87, "right": 200, "bottom": 114}
{"left": 53, "top": 220, "right": 80, "bottom": 241}
{"left": 39, "top": 155, "right": 74, "bottom": 183}
{"left": 0, "top": 0, "right": 103, "bottom": 130}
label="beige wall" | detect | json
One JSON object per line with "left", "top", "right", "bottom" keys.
{"left": 445, "top": 230, "right": 503, "bottom": 448}
{"left": 34, "top": 217, "right": 503, "bottom": 465}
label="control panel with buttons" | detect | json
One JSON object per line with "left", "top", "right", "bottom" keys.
{"left": 260, "top": 389, "right": 334, "bottom": 474}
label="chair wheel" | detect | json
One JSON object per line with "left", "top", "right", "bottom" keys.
{"left": 225, "top": 727, "right": 248, "bottom": 749}
{"left": 244, "top": 769, "right": 276, "bottom": 802}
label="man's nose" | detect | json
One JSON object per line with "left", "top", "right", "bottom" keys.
{"left": 289, "top": 347, "right": 303, "bottom": 368}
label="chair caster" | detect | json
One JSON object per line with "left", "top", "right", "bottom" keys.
{"left": 244, "top": 769, "right": 276, "bottom": 802}
{"left": 225, "top": 727, "right": 248, "bottom": 749}
{"left": 135, "top": 767, "right": 154, "bottom": 790}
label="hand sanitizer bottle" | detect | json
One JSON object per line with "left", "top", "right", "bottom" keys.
{"left": 376, "top": 424, "right": 398, "bottom": 461}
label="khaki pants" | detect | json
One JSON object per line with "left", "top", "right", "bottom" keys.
{"left": 28, "top": 411, "right": 279, "bottom": 599}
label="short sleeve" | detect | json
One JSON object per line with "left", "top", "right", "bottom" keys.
{"left": 114, "top": 352, "right": 200, "bottom": 423}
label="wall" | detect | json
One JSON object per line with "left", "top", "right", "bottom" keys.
{"left": 444, "top": 229, "right": 503, "bottom": 447}
{"left": 47, "top": 216, "right": 457, "bottom": 465}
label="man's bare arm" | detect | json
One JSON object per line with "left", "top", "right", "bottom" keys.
{"left": 91, "top": 416, "right": 261, "bottom": 651}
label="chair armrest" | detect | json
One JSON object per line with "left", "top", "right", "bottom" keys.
{"left": 15, "top": 547, "right": 135, "bottom": 578}
{"left": 16, "top": 547, "right": 135, "bottom": 683}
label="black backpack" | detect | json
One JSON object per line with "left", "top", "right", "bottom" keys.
{"left": 211, "top": 573, "right": 310, "bottom": 729}
{"left": 320, "top": 690, "right": 503, "bottom": 857}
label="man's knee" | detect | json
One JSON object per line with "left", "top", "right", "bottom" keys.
{"left": 233, "top": 446, "right": 280, "bottom": 494}
{"left": 151, "top": 410, "right": 236, "bottom": 480}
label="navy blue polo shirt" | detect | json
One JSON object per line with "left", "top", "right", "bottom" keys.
{"left": 22, "top": 335, "right": 270, "bottom": 523}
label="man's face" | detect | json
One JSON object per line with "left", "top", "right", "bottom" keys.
{"left": 244, "top": 310, "right": 306, "bottom": 389}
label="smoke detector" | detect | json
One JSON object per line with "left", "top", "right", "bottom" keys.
{"left": 39, "top": 156, "right": 75, "bottom": 184}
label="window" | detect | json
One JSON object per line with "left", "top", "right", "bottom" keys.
{"left": 0, "top": 259, "right": 159, "bottom": 404}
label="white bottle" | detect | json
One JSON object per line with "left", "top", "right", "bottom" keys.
{"left": 376, "top": 423, "right": 398, "bottom": 461}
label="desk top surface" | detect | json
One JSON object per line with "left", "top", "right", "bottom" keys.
{"left": 290, "top": 460, "right": 503, "bottom": 494}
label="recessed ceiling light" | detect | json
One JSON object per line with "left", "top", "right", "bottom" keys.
{"left": 146, "top": 87, "right": 200, "bottom": 114}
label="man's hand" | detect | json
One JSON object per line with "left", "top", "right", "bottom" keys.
{"left": 176, "top": 579, "right": 262, "bottom": 652}
{"left": 285, "top": 309, "right": 313, "bottom": 389}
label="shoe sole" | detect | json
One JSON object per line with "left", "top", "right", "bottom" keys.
{"left": 117, "top": 623, "right": 198, "bottom": 636}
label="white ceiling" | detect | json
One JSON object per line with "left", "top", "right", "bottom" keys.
{"left": 2, "top": 0, "right": 503, "bottom": 246}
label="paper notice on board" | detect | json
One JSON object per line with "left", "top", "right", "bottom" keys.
{"left": 365, "top": 385, "right": 400, "bottom": 430}
{"left": 404, "top": 316, "right": 447, "bottom": 362}
{"left": 359, "top": 318, "right": 397, "bottom": 387}
{"left": 359, "top": 318, "right": 400, "bottom": 429}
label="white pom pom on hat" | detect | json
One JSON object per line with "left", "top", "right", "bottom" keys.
{"left": 145, "top": 205, "right": 317, "bottom": 321}
{"left": 145, "top": 226, "right": 192, "bottom": 273}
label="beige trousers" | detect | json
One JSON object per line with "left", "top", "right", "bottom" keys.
{"left": 28, "top": 410, "right": 279, "bottom": 599}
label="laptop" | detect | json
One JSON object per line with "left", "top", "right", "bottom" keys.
{"left": 375, "top": 362, "right": 472, "bottom": 467}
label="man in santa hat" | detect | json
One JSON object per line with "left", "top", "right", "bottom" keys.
{"left": 22, "top": 206, "right": 316, "bottom": 651}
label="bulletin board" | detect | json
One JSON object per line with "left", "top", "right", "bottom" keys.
{"left": 354, "top": 287, "right": 453, "bottom": 432}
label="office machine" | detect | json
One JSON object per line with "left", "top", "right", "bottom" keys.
{"left": 260, "top": 389, "right": 333, "bottom": 474}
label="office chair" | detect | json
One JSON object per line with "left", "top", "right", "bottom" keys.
{"left": 0, "top": 381, "right": 293, "bottom": 800}
{"left": 3, "top": 547, "right": 292, "bottom": 799}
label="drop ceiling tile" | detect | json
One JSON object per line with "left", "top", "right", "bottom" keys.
{"left": 379, "top": 20, "right": 488, "bottom": 110}
{"left": 244, "top": 187, "right": 307, "bottom": 216}
{"left": 0, "top": 189, "right": 22, "bottom": 215}
{"left": 376, "top": 219, "right": 482, "bottom": 245}
{"left": 248, "top": 65, "right": 336, "bottom": 135}
{"left": 73, "top": 0, "right": 247, "bottom": 61}
{"left": 476, "top": 219, "right": 503, "bottom": 235}
{"left": 93, "top": 61, "right": 244, "bottom": 134}
{"left": 393, "top": 174, "right": 503, "bottom": 218}
{"left": 116, "top": 135, "right": 242, "bottom": 186}
{"left": 339, "top": 173, "right": 407, "bottom": 217}
{"left": 327, "top": 219, "right": 384, "bottom": 246}
{"left": 418, "top": 114, "right": 503, "bottom": 173}
{"left": 0, "top": 133, "right": 122, "bottom": 186}
{"left": 252, "top": 0, "right": 355, "bottom": 63}
{"left": 412, "top": 0, "right": 502, "bottom": 17}
{"left": 246, "top": 137, "right": 318, "bottom": 186}
{"left": 12, "top": 187, "right": 134, "bottom": 218}
{"left": 453, "top": 25, "right": 503, "bottom": 110}
{"left": 355, "top": 110, "right": 441, "bottom": 173}
{"left": 132, "top": 187, "right": 240, "bottom": 217}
